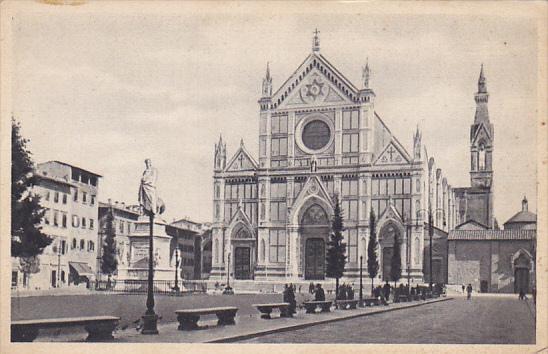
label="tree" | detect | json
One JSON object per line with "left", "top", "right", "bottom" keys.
{"left": 11, "top": 118, "right": 52, "bottom": 283}
{"left": 390, "top": 232, "right": 402, "bottom": 288}
{"left": 101, "top": 207, "right": 118, "bottom": 287}
{"left": 367, "top": 209, "right": 379, "bottom": 294}
{"left": 326, "top": 196, "right": 346, "bottom": 299}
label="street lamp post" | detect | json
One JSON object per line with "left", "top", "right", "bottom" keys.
{"left": 428, "top": 210, "right": 434, "bottom": 292}
{"left": 173, "top": 247, "right": 180, "bottom": 293}
{"left": 359, "top": 255, "right": 363, "bottom": 304}
{"left": 226, "top": 253, "right": 231, "bottom": 288}
{"left": 141, "top": 212, "right": 159, "bottom": 335}
{"left": 57, "top": 241, "right": 61, "bottom": 288}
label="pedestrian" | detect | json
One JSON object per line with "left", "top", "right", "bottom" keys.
{"left": 518, "top": 288, "right": 524, "bottom": 300}
{"left": 466, "top": 283, "right": 473, "bottom": 300}
{"left": 462, "top": 284, "right": 465, "bottom": 294}
{"left": 288, "top": 283, "right": 297, "bottom": 315}
{"left": 309, "top": 282, "right": 315, "bottom": 294}
{"left": 347, "top": 284, "right": 355, "bottom": 300}
{"left": 338, "top": 283, "right": 347, "bottom": 300}
{"left": 283, "top": 283, "right": 290, "bottom": 303}
{"left": 383, "top": 281, "right": 391, "bottom": 302}
{"left": 315, "top": 283, "right": 325, "bottom": 301}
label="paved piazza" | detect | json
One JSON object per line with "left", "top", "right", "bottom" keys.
{"left": 241, "top": 296, "right": 536, "bottom": 344}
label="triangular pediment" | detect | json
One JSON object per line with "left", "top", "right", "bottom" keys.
{"left": 291, "top": 176, "right": 333, "bottom": 211}
{"left": 228, "top": 205, "right": 255, "bottom": 235}
{"left": 377, "top": 201, "right": 403, "bottom": 225}
{"left": 225, "top": 143, "right": 258, "bottom": 172}
{"left": 272, "top": 54, "right": 359, "bottom": 109}
{"left": 472, "top": 123, "right": 492, "bottom": 146}
{"left": 278, "top": 70, "right": 353, "bottom": 109}
{"left": 373, "top": 141, "right": 411, "bottom": 165}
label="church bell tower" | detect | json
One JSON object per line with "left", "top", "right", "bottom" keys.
{"left": 470, "top": 64, "right": 494, "bottom": 189}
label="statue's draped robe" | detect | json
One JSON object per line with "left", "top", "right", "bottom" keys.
{"left": 139, "top": 167, "right": 158, "bottom": 215}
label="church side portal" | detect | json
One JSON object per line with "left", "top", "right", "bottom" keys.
{"left": 300, "top": 204, "right": 329, "bottom": 280}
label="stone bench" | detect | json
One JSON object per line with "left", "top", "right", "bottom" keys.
{"left": 303, "top": 301, "right": 332, "bottom": 314}
{"left": 11, "top": 316, "right": 120, "bottom": 342}
{"left": 253, "top": 302, "right": 290, "bottom": 319}
{"left": 335, "top": 299, "right": 359, "bottom": 310}
{"left": 175, "top": 307, "right": 238, "bottom": 330}
{"left": 362, "top": 298, "right": 380, "bottom": 306}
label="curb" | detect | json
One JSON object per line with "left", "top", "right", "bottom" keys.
{"left": 208, "top": 297, "right": 454, "bottom": 343}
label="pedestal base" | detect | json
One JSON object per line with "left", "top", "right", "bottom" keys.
{"left": 141, "top": 313, "right": 159, "bottom": 335}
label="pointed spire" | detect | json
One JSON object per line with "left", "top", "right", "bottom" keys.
{"left": 240, "top": 138, "right": 244, "bottom": 147}
{"left": 478, "top": 63, "right": 487, "bottom": 93}
{"left": 312, "top": 28, "right": 320, "bottom": 53}
{"left": 522, "top": 196, "right": 528, "bottom": 212}
{"left": 362, "top": 58, "right": 371, "bottom": 89}
{"left": 261, "top": 62, "right": 273, "bottom": 97}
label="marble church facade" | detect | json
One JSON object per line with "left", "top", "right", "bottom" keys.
{"left": 210, "top": 33, "right": 456, "bottom": 283}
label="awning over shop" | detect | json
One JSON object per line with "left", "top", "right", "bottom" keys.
{"left": 69, "top": 262, "right": 94, "bottom": 278}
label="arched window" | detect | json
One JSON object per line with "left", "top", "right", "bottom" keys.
{"left": 478, "top": 144, "right": 486, "bottom": 170}
{"left": 80, "top": 239, "right": 85, "bottom": 250}
{"left": 72, "top": 238, "right": 77, "bottom": 249}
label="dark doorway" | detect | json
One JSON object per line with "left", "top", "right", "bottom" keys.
{"left": 305, "top": 238, "right": 325, "bottom": 280}
{"left": 51, "top": 270, "right": 57, "bottom": 288}
{"left": 514, "top": 268, "right": 529, "bottom": 293}
{"left": 382, "top": 247, "right": 393, "bottom": 281}
{"left": 432, "top": 259, "right": 443, "bottom": 284}
{"left": 480, "top": 280, "right": 489, "bottom": 293}
{"left": 234, "top": 247, "right": 251, "bottom": 280}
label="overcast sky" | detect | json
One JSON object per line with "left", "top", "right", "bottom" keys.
{"left": 9, "top": 2, "right": 540, "bottom": 225}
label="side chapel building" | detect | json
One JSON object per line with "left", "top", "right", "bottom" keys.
{"left": 211, "top": 32, "right": 456, "bottom": 283}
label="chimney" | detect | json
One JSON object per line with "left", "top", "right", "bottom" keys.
{"left": 121, "top": 202, "right": 126, "bottom": 209}
{"left": 522, "top": 196, "right": 528, "bottom": 212}
{"left": 108, "top": 198, "right": 112, "bottom": 205}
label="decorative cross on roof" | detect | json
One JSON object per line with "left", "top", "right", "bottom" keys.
{"left": 238, "top": 154, "right": 245, "bottom": 168}
{"left": 312, "top": 28, "right": 320, "bottom": 52}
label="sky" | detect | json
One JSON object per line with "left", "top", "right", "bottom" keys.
{"left": 8, "top": 2, "right": 540, "bottom": 225}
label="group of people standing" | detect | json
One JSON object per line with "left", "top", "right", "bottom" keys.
{"left": 336, "top": 283, "right": 355, "bottom": 300}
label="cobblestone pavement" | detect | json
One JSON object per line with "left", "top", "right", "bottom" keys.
{"left": 240, "top": 296, "right": 536, "bottom": 344}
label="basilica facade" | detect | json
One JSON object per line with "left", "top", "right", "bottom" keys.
{"left": 210, "top": 33, "right": 455, "bottom": 283}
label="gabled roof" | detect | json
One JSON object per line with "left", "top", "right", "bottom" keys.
{"left": 372, "top": 113, "right": 412, "bottom": 164}
{"left": 271, "top": 53, "right": 360, "bottom": 109}
{"left": 448, "top": 230, "right": 536, "bottom": 241}
{"left": 454, "top": 219, "right": 489, "bottom": 230}
{"left": 224, "top": 140, "right": 258, "bottom": 172}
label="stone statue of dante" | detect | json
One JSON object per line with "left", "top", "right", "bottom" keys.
{"left": 139, "top": 159, "right": 165, "bottom": 216}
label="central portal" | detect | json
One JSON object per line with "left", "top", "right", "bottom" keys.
{"left": 305, "top": 238, "right": 325, "bottom": 280}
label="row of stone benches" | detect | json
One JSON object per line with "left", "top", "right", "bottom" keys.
{"left": 12, "top": 295, "right": 430, "bottom": 341}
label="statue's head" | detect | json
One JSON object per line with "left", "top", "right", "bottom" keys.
{"left": 145, "top": 158, "right": 152, "bottom": 168}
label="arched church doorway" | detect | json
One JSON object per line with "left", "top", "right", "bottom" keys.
{"left": 379, "top": 222, "right": 402, "bottom": 282}
{"left": 513, "top": 252, "right": 530, "bottom": 293}
{"left": 301, "top": 204, "right": 329, "bottom": 280}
